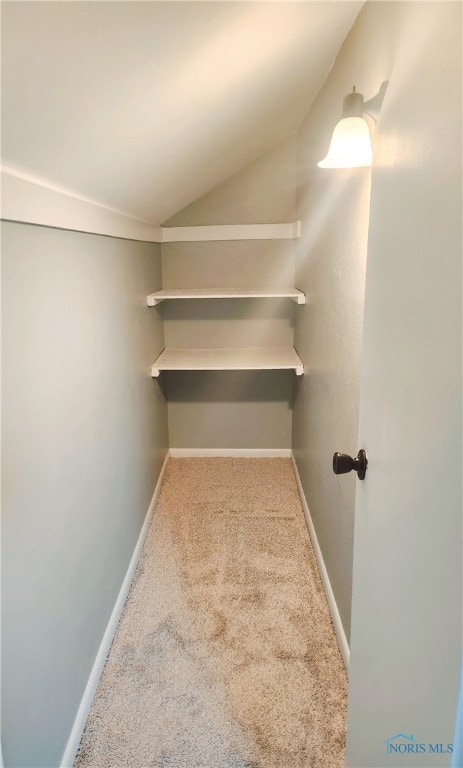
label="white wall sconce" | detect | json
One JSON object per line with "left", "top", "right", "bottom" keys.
{"left": 318, "top": 81, "right": 388, "bottom": 169}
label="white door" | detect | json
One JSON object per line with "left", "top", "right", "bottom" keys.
{"left": 345, "top": 6, "right": 461, "bottom": 767}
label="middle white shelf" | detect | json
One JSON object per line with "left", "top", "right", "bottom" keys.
{"left": 151, "top": 347, "right": 304, "bottom": 377}
{"left": 147, "top": 288, "right": 306, "bottom": 306}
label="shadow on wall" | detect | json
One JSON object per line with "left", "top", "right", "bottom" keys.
{"left": 161, "top": 297, "right": 296, "bottom": 325}
{"left": 160, "top": 297, "right": 296, "bottom": 350}
{"left": 163, "top": 370, "right": 295, "bottom": 405}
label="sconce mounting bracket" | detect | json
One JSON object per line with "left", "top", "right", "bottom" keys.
{"left": 363, "top": 81, "right": 389, "bottom": 122}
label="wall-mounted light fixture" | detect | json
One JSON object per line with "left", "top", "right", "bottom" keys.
{"left": 318, "top": 81, "right": 388, "bottom": 169}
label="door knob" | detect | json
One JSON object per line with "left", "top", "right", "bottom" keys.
{"left": 333, "top": 449, "right": 368, "bottom": 480}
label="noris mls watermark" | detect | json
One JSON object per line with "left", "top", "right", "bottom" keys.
{"left": 384, "top": 733, "right": 454, "bottom": 755}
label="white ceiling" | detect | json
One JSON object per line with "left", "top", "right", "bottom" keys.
{"left": 1, "top": 1, "right": 362, "bottom": 224}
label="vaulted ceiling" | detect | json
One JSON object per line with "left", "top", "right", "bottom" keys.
{"left": 1, "top": 1, "right": 362, "bottom": 224}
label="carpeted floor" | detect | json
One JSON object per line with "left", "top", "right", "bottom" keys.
{"left": 74, "top": 458, "right": 347, "bottom": 768}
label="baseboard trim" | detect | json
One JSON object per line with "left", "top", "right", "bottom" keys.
{"left": 290, "top": 453, "right": 350, "bottom": 671}
{"left": 60, "top": 450, "right": 170, "bottom": 768}
{"left": 169, "top": 448, "right": 292, "bottom": 458}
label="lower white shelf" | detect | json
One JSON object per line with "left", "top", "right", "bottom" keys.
{"left": 151, "top": 347, "right": 304, "bottom": 377}
{"left": 147, "top": 288, "right": 306, "bottom": 305}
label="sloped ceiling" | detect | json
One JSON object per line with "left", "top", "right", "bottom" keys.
{"left": 1, "top": 1, "right": 362, "bottom": 225}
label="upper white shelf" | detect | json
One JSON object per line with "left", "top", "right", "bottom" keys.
{"left": 147, "top": 288, "right": 306, "bottom": 306}
{"left": 151, "top": 347, "right": 304, "bottom": 377}
{"left": 162, "top": 221, "right": 301, "bottom": 242}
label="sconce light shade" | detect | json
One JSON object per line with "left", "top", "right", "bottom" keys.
{"left": 318, "top": 116, "right": 373, "bottom": 168}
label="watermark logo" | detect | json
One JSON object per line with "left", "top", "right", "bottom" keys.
{"left": 384, "top": 733, "right": 454, "bottom": 755}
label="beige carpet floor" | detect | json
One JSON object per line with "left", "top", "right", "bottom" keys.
{"left": 74, "top": 458, "right": 347, "bottom": 768}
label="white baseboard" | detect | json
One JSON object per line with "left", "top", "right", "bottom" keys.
{"left": 60, "top": 450, "right": 170, "bottom": 768}
{"left": 290, "top": 453, "right": 350, "bottom": 671}
{"left": 169, "top": 448, "right": 292, "bottom": 458}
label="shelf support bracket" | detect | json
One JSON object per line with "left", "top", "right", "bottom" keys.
{"left": 147, "top": 296, "right": 165, "bottom": 307}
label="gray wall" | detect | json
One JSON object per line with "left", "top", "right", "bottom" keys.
{"left": 163, "top": 139, "right": 298, "bottom": 449}
{"left": 292, "top": 0, "right": 461, "bottom": 652}
{"left": 1, "top": 223, "right": 168, "bottom": 767}
{"left": 292, "top": 30, "right": 373, "bottom": 641}
{"left": 346, "top": 2, "right": 462, "bottom": 765}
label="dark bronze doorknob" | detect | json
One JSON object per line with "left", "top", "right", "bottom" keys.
{"left": 333, "top": 449, "right": 368, "bottom": 480}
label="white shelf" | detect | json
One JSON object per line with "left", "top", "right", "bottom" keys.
{"left": 161, "top": 221, "right": 301, "bottom": 242}
{"left": 147, "top": 288, "right": 306, "bottom": 306}
{"left": 151, "top": 347, "right": 304, "bottom": 377}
